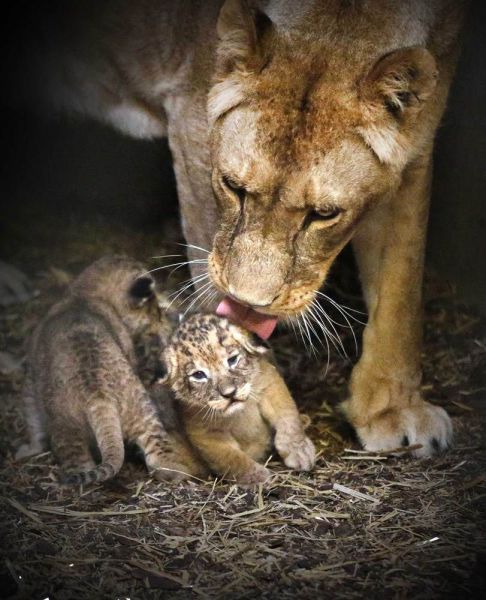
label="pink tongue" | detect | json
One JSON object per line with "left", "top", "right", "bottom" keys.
{"left": 216, "top": 297, "right": 278, "bottom": 340}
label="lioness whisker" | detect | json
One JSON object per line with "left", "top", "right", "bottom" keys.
{"left": 182, "top": 281, "right": 215, "bottom": 316}
{"left": 316, "top": 291, "right": 368, "bottom": 321}
{"left": 142, "top": 258, "right": 208, "bottom": 278}
{"left": 315, "top": 291, "right": 362, "bottom": 354}
{"left": 179, "top": 280, "right": 213, "bottom": 312}
{"left": 307, "top": 302, "right": 347, "bottom": 359}
{"left": 310, "top": 311, "right": 331, "bottom": 376}
{"left": 293, "top": 317, "right": 308, "bottom": 354}
{"left": 309, "top": 302, "right": 342, "bottom": 346}
{"left": 299, "top": 312, "right": 318, "bottom": 358}
{"left": 194, "top": 284, "right": 219, "bottom": 312}
{"left": 151, "top": 253, "right": 185, "bottom": 259}
{"left": 309, "top": 300, "right": 349, "bottom": 359}
{"left": 165, "top": 273, "right": 210, "bottom": 310}
{"left": 167, "top": 273, "right": 209, "bottom": 301}
{"left": 175, "top": 242, "right": 210, "bottom": 254}
{"left": 303, "top": 309, "right": 326, "bottom": 350}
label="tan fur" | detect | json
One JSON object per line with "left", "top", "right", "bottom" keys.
{"left": 16, "top": 256, "right": 189, "bottom": 484}
{"left": 20, "top": 1, "right": 468, "bottom": 456}
{"left": 159, "top": 314, "right": 315, "bottom": 483}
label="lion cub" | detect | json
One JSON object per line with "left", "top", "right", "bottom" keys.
{"left": 16, "top": 255, "right": 187, "bottom": 484}
{"left": 158, "top": 314, "right": 316, "bottom": 484}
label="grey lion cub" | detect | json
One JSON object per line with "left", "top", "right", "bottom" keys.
{"left": 157, "top": 314, "right": 316, "bottom": 484}
{"left": 16, "top": 255, "right": 186, "bottom": 484}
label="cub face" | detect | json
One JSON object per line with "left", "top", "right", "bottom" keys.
{"left": 158, "top": 314, "right": 268, "bottom": 417}
{"left": 207, "top": 0, "right": 438, "bottom": 318}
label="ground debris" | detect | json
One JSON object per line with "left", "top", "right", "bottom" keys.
{"left": 0, "top": 226, "right": 485, "bottom": 599}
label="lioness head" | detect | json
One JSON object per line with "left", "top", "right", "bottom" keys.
{"left": 208, "top": 0, "right": 438, "bottom": 320}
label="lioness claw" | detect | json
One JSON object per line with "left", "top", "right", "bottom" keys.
{"left": 354, "top": 402, "right": 452, "bottom": 459}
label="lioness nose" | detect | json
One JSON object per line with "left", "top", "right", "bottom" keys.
{"left": 228, "top": 285, "right": 274, "bottom": 308}
{"left": 219, "top": 384, "right": 236, "bottom": 398}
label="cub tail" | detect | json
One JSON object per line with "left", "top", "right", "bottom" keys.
{"left": 62, "top": 401, "right": 124, "bottom": 486}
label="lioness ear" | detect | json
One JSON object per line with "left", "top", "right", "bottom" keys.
{"left": 362, "top": 47, "right": 438, "bottom": 120}
{"left": 216, "top": 0, "right": 272, "bottom": 76}
{"left": 358, "top": 47, "right": 438, "bottom": 165}
{"left": 129, "top": 275, "right": 155, "bottom": 307}
{"left": 209, "top": 1, "right": 272, "bottom": 126}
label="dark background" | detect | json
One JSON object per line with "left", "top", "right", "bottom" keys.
{"left": 1, "top": 2, "right": 485, "bottom": 313}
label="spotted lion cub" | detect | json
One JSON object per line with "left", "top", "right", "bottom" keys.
{"left": 158, "top": 314, "right": 316, "bottom": 484}
{"left": 16, "top": 255, "right": 188, "bottom": 484}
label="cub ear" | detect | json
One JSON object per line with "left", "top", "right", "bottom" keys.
{"left": 358, "top": 47, "right": 438, "bottom": 165}
{"left": 152, "top": 360, "right": 169, "bottom": 386}
{"left": 230, "top": 325, "right": 270, "bottom": 355}
{"left": 153, "top": 347, "right": 178, "bottom": 386}
{"left": 129, "top": 275, "right": 155, "bottom": 307}
{"left": 216, "top": 0, "right": 272, "bottom": 76}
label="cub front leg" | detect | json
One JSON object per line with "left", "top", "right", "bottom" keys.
{"left": 187, "top": 429, "right": 270, "bottom": 484}
{"left": 258, "top": 361, "right": 316, "bottom": 471}
{"left": 125, "top": 387, "right": 193, "bottom": 482}
{"left": 345, "top": 158, "right": 452, "bottom": 457}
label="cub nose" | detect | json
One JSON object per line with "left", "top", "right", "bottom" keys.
{"left": 219, "top": 384, "right": 236, "bottom": 399}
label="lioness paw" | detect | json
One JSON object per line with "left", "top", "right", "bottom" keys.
{"left": 354, "top": 401, "right": 452, "bottom": 458}
{"left": 276, "top": 432, "right": 316, "bottom": 472}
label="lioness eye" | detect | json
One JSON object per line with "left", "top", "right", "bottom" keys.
{"left": 305, "top": 206, "right": 342, "bottom": 227}
{"left": 190, "top": 370, "right": 208, "bottom": 382}
{"left": 227, "top": 354, "right": 240, "bottom": 368}
{"left": 313, "top": 207, "right": 342, "bottom": 220}
{"left": 222, "top": 175, "right": 246, "bottom": 202}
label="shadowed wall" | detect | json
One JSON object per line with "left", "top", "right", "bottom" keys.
{"left": 2, "top": 3, "right": 485, "bottom": 313}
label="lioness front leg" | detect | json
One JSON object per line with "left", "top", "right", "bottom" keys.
{"left": 258, "top": 361, "right": 316, "bottom": 471}
{"left": 343, "top": 157, "right": 452, "bottom": 457}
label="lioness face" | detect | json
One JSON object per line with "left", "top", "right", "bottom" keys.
{"left": 209, "top": 84, "right": 391, "bottom": 317}
{"left": 207, "top": 1, "right": 437, "bottom": 319}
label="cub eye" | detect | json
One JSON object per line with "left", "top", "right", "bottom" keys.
{"left": 305, "top": 206, "right": 342, "bottom": 227}
{"left": 189, "top": 370, "right": 208, "bottom": 382}
{"left": 227, "top": 354, "right": 240, "bottom": 368}
{"left": 222, "top": 175, "right": 246, "bottom": 202}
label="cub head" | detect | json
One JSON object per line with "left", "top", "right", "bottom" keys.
{"left": 207, "top": 0, "right": 438, "bottom": 318}
{"left": 71, "top": 255, "right": 160, "bottom": 333}
{"left": 157, "top": 314, "right": 268, "bottom": 416}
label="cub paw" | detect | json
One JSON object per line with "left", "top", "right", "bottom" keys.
{"left": 275, "top": 431, "right": 316, "bottom": 471}
{"left": 151, "top": 462, "right": 191, "bottom": 483}
{"left": 236, "top": 464, "right": 271, "bottom": 485}
{"left": 15, "top": 442, "right": 45, "bottom": 460}
{"left": 353, "top": 401, "right": 452, "bottom": 458}
{"left": 15, "top": 444, "right": 37, "bottom": 460}
{"left": 0, "top": 260, "right": 34, "bottom": 306}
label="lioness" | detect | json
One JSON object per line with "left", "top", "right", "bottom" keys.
{"left": 10, "top": 1, "right": 467, "bottom": 456}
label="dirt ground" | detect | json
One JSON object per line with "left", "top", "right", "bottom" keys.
{"left": 0, "top": 215, "right": 485, "bottom": 599}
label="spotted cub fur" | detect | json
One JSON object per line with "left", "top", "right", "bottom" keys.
{"left": 158, "top": 314, "right": 316, "bottom": 484}
{"left": 16, "top": 255, "right": 188, "bottom": 484}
